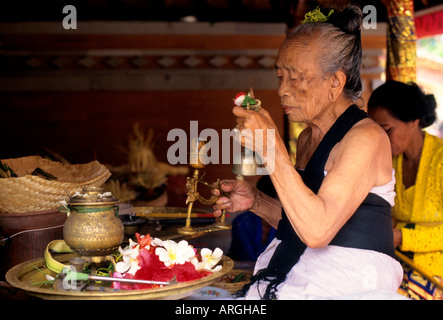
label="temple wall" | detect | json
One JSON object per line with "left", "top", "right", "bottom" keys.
{"left": 0, "top": 21, "right": 387, "bottom": 188}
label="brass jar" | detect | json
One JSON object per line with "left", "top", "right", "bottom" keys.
{"left": 63, "top": 187, "right": 124, "bottom": 257}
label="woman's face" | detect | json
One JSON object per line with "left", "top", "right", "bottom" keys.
{"left": 369, "top": 106, "right": 419, "bottom": 157}
{"left": 276, "top": 39, "right": 331, "bottom": 123}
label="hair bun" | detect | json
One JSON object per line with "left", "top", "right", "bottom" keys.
{"left": 421, "top": 93, "right": 437, "bottom": 128}
{"left": 326, "top": 5, "right": 362, "bottom": 35}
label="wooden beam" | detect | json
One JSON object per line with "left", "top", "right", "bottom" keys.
{"left": 0, "top": 34, "right": 286, "bottom": 51}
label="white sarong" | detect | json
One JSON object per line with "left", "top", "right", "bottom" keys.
{"left": 244, "top": 239, "right": 404, "bottom": 300}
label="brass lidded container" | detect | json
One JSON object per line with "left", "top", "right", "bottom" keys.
{"left": 63, "top": 187, "right": 123, "bottom": 257}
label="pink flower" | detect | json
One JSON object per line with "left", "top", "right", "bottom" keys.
{"left": 111, "top": 272, "right": 122, "bottom": 289}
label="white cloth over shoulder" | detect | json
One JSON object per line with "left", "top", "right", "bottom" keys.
{"left": 243, "top": 240, "right": 404, "bottom": 300}
{"left": 324, "top": 169, "right": 397, "bottom": 207}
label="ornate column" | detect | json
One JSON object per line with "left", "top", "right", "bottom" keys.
{"left": 384, "top": 0, "right": 417, "bottom": 83}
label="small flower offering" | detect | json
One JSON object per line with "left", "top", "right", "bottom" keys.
{"left": 233, "top": 92, "right": 258, "bottom": 107}
{"left": 232, "top": 89, "right": 261, "bottom": 111}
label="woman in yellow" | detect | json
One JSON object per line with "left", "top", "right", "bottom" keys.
{"left": 368, "top": 80, "right": 443, "bottom": 300}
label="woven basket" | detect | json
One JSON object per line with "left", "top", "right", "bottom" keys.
{"left": 0, "top": 156, "right": 111, "bottom": 214}
{"left": 212, "top": 269, "right": 252, "bottom": 294}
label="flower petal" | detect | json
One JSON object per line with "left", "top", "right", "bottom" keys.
{"left": 212, "top": 248, "right": 223, "bottom": 260}
{"left": 200, "top": 248, "right": 211, "bottom": 259}
{"left": 127, "top": 261, "right": 141, "bottom": 275}
{"left": 155, "top": 247, "right": 170, "bottom": 266}
{"left": 115, "top": 261, "right": 130, "bottom": 274}
{"left": 151, "top": 237, "right": 164, "bottom": 247}
{"left": 211, "top": 265, "right": 222, "bottom": 273}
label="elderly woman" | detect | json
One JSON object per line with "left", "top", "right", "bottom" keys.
{"left": 368, "top": 80, "right": 443, "bottom": 300}
{"left": 212, "top": 5, "right": 403, "bottom": 300}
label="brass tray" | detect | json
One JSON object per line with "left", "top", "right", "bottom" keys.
{"left": 6, "top": 253, "right": 233, "bottom": 300}
{"left": 133, "top": 206, "right": 213, "bottom": 220}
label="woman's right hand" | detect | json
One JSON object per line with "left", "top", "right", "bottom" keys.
{"left": 212, "top": 179, "right": 258, "bottom": 217}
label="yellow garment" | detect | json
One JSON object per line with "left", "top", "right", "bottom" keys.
{"left": 393, "top": 132, "right": 443, "bottom": 277}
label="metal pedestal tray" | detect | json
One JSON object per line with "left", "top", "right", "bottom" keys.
{"left": 6, "top": 253, "right": 233, "bottom": 300}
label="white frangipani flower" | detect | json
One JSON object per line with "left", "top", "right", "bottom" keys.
{"left": 195, "top": 247, "right": 223, "bottom": 272}
{"left": 115, "top": 239, "right": 141, "bottom": 275}
{"left": 155, "top": 240, "right": 196, "bottom": 267}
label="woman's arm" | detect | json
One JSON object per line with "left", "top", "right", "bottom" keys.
{"left": 249, "top": 190, "right": 282, "bottom": 229}
{"left": 270, "top": 121, "right": 393, "bottom": 248}
{"left": 222, "top": 105, "right": 392, "bottom": 248}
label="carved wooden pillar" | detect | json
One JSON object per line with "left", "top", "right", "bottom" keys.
{"left": 384, "top": 0, "right": 417, "bottom": 83}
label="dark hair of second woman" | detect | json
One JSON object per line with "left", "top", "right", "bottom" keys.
{"left": 368, "top": 80, "right": 437, "bottom": 128}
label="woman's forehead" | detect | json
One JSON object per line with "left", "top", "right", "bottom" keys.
{"left": 276, "top": 46, "right": 317, "bottom": 72}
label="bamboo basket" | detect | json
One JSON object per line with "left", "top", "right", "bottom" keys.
{"left": 0, "top": 156, "right": 111, "bottom": 214}
{"left": 212, "top": 269, "right": 252, "bottom": 294}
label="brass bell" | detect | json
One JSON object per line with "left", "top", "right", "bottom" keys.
{"left": 232, "top": 147, "right": 259, "bottom": 178}
{"left": 231, "top": 87, "right": 262, "bottom": 179}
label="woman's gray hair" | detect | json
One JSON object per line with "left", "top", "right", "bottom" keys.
{"left": 285, "top": 5, "right": 363, "bottom": 103}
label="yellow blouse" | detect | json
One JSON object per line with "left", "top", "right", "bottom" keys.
{"left": 393, "top": 132, "right": 443, "bottom": 276}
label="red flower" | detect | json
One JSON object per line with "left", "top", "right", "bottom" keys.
{"left": 135, "top": 233, "right": 151, "bottom": 249}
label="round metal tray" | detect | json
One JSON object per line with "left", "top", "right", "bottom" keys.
{"left": 6, "top": 253, "right": 233, "bottom": 300}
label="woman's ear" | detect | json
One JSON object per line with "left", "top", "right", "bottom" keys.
{"left": 411, "top": 118, "right": 420, "bottom": 130}
{"left": 329, "top": 71, "right": 346, "bottom": 101}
